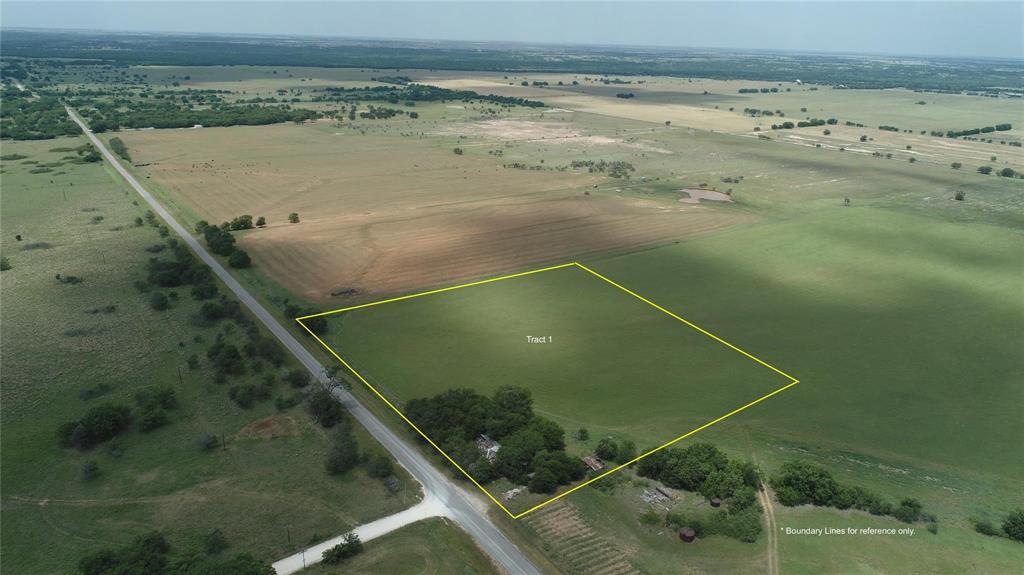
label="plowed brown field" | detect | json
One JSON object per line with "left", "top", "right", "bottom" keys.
{"left": 121, "top": 123, "right": 751, "bottom": 301}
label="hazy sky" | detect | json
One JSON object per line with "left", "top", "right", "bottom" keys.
{"left": 2, "top": 1, "right": 1022, "bottom": 59}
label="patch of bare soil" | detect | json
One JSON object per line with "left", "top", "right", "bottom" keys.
{"left": 678, "top": 188, "right": 734, "bottom": 204}
{"left": 236, "top": 415, "right": 300, "bottom": 440}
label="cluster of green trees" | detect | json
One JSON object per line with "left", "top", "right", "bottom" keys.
{"left": 771, "top": 461, "right": 934, "bottom": 525}
{"left": 569, "top": 159, "right": 635, "bottom": 178}
{"left": 945, "top": 123, "right": 1012, "bottom": 138}
{"left": 974, "top": 509, "right": 1024, "bottom": 543}
{"left": 770, "top": 122, "right": 796, "bottom": 130}
{"left": 637, "top": 443, "right": 759, "bottom": 500}
{"left": 77, "top": 531, "right": 273, "bottom": 575}
{"left": 58, "top": 403, "right": 133, "bottom": 449}
{"left": 79, "top": 100, "right": 319, "bottom": 132}
{"left": 594, "top": 436, "right": 637, "bottom": 465}
{"left": 195, "top": 220, "right": 252, "bottom": 269}
{"left": 738, "top": 87, "right": 780, "bottom": 94}
{"left": 796, "top": 118, "right": 828, "bottom": 128}
{"left": 0, "top": 89, "right": 82, "bottom": 140}
{"left": 108, "top": 136, "right": 131, "bottom": 162}
{"left": 405, "top": 386, "right": 584, "bottom": 493}
{"left": 615, "top": 92, "right": 635, "bottom": 99}
{"left": 320, "top": 83, "right": 544, "bottom": 108}
{"left": 637, "top": 443, "right": 763, "bottom": 542}
{"left": 359, "top": 105, "right": 405, "bottom": 119}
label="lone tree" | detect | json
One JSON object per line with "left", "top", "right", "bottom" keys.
{"left": 575, "top": 428, "right": 589, "bottom": 441}
{"left": 288, "top": 212, "right": 300, "bottom": 224}
{"left": 977, "top": 166, "right": 993, "bottom": 175}
{"left": 255, "top": 216, "right": 266, "bottom": 227}
{"left": 951, "top": 162, "right": 962, "bottom": 169}
{"left": 228, "top": 249, "right": 252, "bottom": 269}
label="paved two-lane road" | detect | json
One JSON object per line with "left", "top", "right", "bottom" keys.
{"left": 67, "top": 108, "right": 541, "bottom": 575}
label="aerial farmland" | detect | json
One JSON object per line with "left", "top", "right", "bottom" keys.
{"left": 1, "top": 15, "right": 1022, "bottom": 575}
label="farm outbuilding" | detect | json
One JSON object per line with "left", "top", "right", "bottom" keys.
{"left": 582, "top": 455, "right": 605, "bottom": 471}
{"left": 710, "top": 497, "right": 722, "bottom": 508}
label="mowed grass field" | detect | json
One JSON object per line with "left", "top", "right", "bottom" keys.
{"left": 0, "top": 139, "right": 420, "bottom": 573}
{"left": 302, "top": 517, "right": 500, "bottom": 575}
{"left": 317, "top": 263, "right": 793, "bottom": 464}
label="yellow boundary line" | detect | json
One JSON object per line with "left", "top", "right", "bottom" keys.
{"left": 297, "top": 262, "right": 799, "bottom": 519}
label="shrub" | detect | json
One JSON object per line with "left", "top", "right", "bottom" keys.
{"left": 595, "top": 437, "right": 619, "bottom": 461}
{"left": 204, "top": 528, "right": 229, "bottom": 555}
{"left": 575, "top": 428, "right": 589, "bottom": 441}
{"left": 1003, "top": 508, "right": 1024, "bottom": 542}
{"left": 977, "top": 166, "right": 993, "bottom": 175}
{"left": 974, "top": 520, "right": 1000, "bottom": 537}
{"left": 275, "top": 392, "right": 303, "bottom": 411}
{"left": 228, "top": 249, "right": 252, "bottom": 268}
{"left": 322, "top": 533, "right": 362, "bottom": 564}
{"left": 149, "top": 291, "right": 169, "bottom": 310}
{"left": 893, "top": 498, "right": 924, "bottom": 523}
{"left": 81, "top": 460, "right": 101, "bottom": 481}
{"left": 0, "top": 256, "right": 10, "bottom": 271}
{"left": 287, "top": 212, "right": 300, "bottom": 224}
{"left": 138, "top": 407, "right": 169, "bottom": 432}
{"left": 325, "top": 424, "right": 361, "bottom": 475}
{"left": 196, "top": 433, "right": 219, "bottom": 451}
{"left": 284, "top": 368, "right": 310, "bottom": 388}
{"left": 365, "top": 452, "right": 394, "bottom": 479}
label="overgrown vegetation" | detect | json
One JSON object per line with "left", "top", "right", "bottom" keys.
{"left": 405, "top": 386, "right": 584, "bottom": 493}
{"left": 771, "top": 460, "right": 934, "bottom": 526}
{"left": 637, "top": 442, "right": 763, "bottom": 542}
{"left": 76, "top": 531, "right": 274, "bottom": 575}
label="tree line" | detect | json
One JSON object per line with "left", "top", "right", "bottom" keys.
{"left": 320, "top": 83, "right": 544, "bottom": 108}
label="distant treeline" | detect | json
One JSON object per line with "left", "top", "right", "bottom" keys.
{"left": 74, "top": 101, "right": 319, "bottom": 132}
{"left": 319, "top": 83, "right": 544, "bottom": 108}
{"left": 3, "top": 30, "right": 1021, "bottom": 92}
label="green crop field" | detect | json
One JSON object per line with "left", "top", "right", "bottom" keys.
{"left": 314, "top": 263, "right": 793, "bottom": 478}
{"left": 0, "top": 138, "right": 419, "bottom": 573}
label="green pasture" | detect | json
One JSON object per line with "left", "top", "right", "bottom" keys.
{"left": 318, "top": 263, "right": 794, "bottom": 456}
{"left": 0, "top": 139, "right": 418, "bottom": 573}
